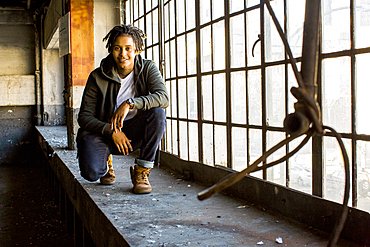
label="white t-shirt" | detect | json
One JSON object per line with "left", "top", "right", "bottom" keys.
{"left": 115, "top": 71, "right": 137, "bottom": 121}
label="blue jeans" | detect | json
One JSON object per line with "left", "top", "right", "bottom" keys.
{"left": 77, "top": 107, "right": 166, "bottom": 182}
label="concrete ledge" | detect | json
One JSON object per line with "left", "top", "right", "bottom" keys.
{"left": 36, "top": 126, "right": 363, "bottom": 246}
{"left": 160, "top": 152, "right": 370, "bottom": 246}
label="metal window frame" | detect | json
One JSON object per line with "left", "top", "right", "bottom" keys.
{"left": 125, "top": 0, "right": 370, "bottom": 208}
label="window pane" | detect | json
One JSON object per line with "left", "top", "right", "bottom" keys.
{"left": 170, "top": 40, "right": 176, "bottom": 77}
{"left": 186, "top": 0, "right": 196, "bottom": 30}
{"left": 153, "top": 9, "right": 159, "bottom": 44}
{"left": 145, "top": 0, "right": 151, "bottom": 12}
{"left": 166, "top": 118, "right": 172, "bottom": 152}
{"left": 202, "top": 75, "right": 213, "bottom": 121}
{"left": 266, "top": 65, "right": 285, "bottom": 127}
{"left": 247, "top": 0, "right": 259, "bottom": 8}
{"left": 177, "top": 35, "right": 186, "bottom": 76}
{"left": 287, "top": 0, "right": 305, "bottom": 58}
{"left": 230, "top": 14, "right": 245, "bottom": 68}
{"left": 187, "top": 31, "right": 197, "bottom": 75}
{"left": 178, "top": 79, "right": 187, "bottom": 118}
{"left": 231, "top": 71, "right": 246, "bottom": 124}
{"left": 171, "top": 79, "right": 177, "bottom": 117}
{"left": 189, "top": 122, "right": 199, "bottom": 162}
{"left": 287, "top": 63, "right": 301, "bottom": 114}
{"left": 133, "top": 20, "right": 139, "bottom": 28}
{"left": 289, "top": 136, "right": 312, "bottom": 194}
{"left": 166, "top": 80, "right": 171, "bottom": 117}
{"left": 246, "top": 8, "right": 261, "bottom": 66}
{"left": 214, "top": 73, "right": 226, "bottom": 122}
{"left": 139, "top": 0, "right": 144, "bottom": 16}
{"left": 248, "top": 69, "right": 262, "bottom": 125}
{"left": 215, "top": 125, "right": 227, "bottom": 166}
{"left": 230, "top": 0, "right": 244, "bottom": 14}
{"left": 164, "top": 4, "right": 169, "bottom": 40}
{"left": 188, "top": 77, "right": 198, "bottom": 120}
{"left": 232, "top": 127, "right": 247, "bottom": 171}
{"left": 322, "top": 0, "right": 350, "bottom": 53}
{"left": 165, "top": 42, "right": 170, "bottom": 79}
{"left": 152, "top": 0, "right": 158, "bottom": 7}
{"left": 200, "top": 0, "right": 211, "bottom": 25}
{"left": 125, "top": 0, "right": 131, "bottom": 23}
{"left": 134, "top": 0, "right": 139, "bottom": 20}
{"left": 146, "top": 47, "right": 152, "bottom": 60}
{"left": 356, "top": 53, "right": 370, "bottom": 135}
{"left": 172, "top": 119, "right": 178, "bottom": 155}
{"left": 357, "top": 140, "right": 370, "bottom": 213}
{"left": 177, "top": 0, "right": 185, "bottom": 34}
{"left": 323, "top": 136, "right": 352, "bottom": 206}
{"left": 212, "top": 0, "right": 224, "bottom": 20}
{"left": 201, "top": 26, "right": 212, "bottom": 72}
{"left": 153, "top": 45, "right": 159, "bottom": 68}
{"left": 203, "top": 123, "right": 214, "bottom": 166}
{"left": 266, "top": 131, "right": 286, "bottom": 186}
{"left": 213, "top": 20, "right": 225, "bottom": 70}
{"left": 138, "top": 17, "right": 145, "bottom": 31}
{"left": 169, "top": 0, "right": 176, "bottom": 38}
{"left": 249, "top": 128, "right": 262, "bottom": 179}
{"left": 179, "top": 121, "right": 188, "bottom": 160}
{"left": 264, "top": 4, "right": 284, "bottom": 63}
{"left": 322, "top": 57, "right": 351, "bottom": 133}
{"left": 355, "top": 0, "right": 370, "bottom": 49}
{"left": 146, "top": 14, "right": 152, "bottom": 46}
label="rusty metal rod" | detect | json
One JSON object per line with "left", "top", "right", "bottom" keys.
{"left": 264, "top": 0, "right": 304, "bottom": 88}
{"left": 300, "top": 0, "right": 321, "bottom": 97}
{"left": 197, "top": 131, "right": 307, "bottom": 201}
{"left": 324, "top": 126, "right": 350, "bottom": 247}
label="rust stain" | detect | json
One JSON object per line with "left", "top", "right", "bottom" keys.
{"left": 70, "top": 0, "right": 94, "bottom": 87}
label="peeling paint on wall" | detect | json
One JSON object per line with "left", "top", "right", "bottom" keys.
{"left": 0, "top": 75, "right": 36, "bottom": 106}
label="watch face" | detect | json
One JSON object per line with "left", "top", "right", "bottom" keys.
{"left": 127, "top": 98, "right": 134, "bottom": 109}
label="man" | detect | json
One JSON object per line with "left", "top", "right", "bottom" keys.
{"left": 77, "top": 25, "right": 168, "bottom": 194}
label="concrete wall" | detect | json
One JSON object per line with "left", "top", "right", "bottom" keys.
{"left": 41, "top": 49, "right": 65, "bottom": 125}
{"left": 0, "top": 10, "right": 35, "bottom": 75}
{"left": 0, "top": 8, "right": 37, "bottom": 165}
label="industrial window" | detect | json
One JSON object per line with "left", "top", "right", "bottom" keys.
{"left": 125, "top": 0, "right": 370, "bottom": 213}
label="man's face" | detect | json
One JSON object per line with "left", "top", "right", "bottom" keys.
{"left": 112, "top": 35, "right": 136, "bottom": 74}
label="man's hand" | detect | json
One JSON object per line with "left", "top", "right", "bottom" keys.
{"left": 112, "top": 131, "right": 133, "bottom": 155}
{"left": 110, "top": 102, "right": 130, "bottom": 133}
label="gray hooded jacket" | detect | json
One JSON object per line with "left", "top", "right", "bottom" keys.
{"left": 77, "top": 54, "right": 169, "bottom": 143}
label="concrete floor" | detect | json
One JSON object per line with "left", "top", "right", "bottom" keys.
{"left": 37, "top": 126, "right": 361, "bottom": 246}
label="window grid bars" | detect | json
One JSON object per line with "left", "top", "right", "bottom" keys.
{"left": 125, "top": 0, "right": 370, "bottom": 207}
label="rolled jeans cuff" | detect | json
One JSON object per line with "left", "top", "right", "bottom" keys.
{"left": 135, "top": 158, "right": 154, "bottom": 169}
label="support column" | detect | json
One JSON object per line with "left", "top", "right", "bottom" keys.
{"left": 66, "top": 0, "right": 94, "bottom": 150}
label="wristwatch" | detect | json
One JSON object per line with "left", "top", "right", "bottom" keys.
{"left": 125, "top": 98, "right": 134, "bottom": 110}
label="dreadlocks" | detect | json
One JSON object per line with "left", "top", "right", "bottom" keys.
{"left": 103, "top": 25, "right": 146, "bottom": 54}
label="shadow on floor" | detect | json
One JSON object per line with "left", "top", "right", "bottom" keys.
{"left": 0, "top": 163, "right": 73, "bottom": 247}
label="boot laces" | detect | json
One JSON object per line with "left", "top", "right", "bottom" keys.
{"left": 106, "top": 157, "right": 115, "bottom": 177}
{"left": 135, "top": 167, "right": 150, "bottom": 184}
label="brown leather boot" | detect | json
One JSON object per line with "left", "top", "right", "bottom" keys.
{"left": 100, "top": 154, "right": 115, "bottom": 185}
{"left": 130, "top": 165, "right": 152, "bottom": 194}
